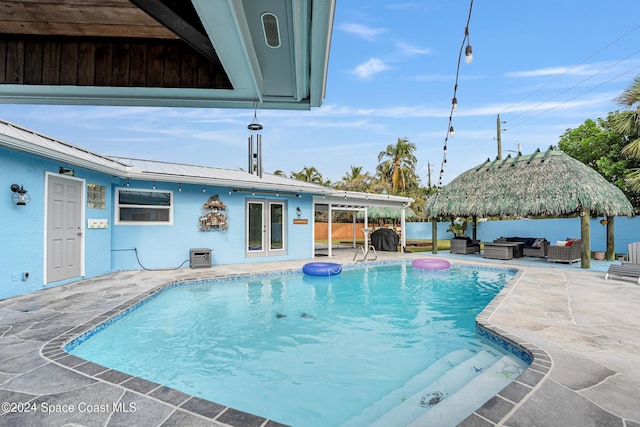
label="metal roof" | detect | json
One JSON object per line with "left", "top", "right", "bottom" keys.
{"left": 0, "top": 118, "right": 413, "bottom": 207}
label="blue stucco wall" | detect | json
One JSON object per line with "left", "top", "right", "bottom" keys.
{"left": 110, "top": 181, "right": 315, "bottom": 270}
{"left": 1, "top": 148, "right": 46, "bottom": 298}
{"left": 0, "top": 148, "right": 114, "bottom": 299}
{"left": 0, "top": 148, "right": 314, "bottom": 300}
{"left": 406, "top": 217, "right": 640, "bottom": 254}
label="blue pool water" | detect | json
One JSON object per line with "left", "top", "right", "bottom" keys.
{"left": 68, "top": 262, "right": 528, "bottom": 426}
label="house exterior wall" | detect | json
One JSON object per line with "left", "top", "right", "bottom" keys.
{"left": 109, "top": 180, "right": 315, "bottom": 270}
{"left": 1, "top": 147, "right": 114, "bottom": 299}
{"left": 0, "top": 148, "right": 315, "bottom": 300}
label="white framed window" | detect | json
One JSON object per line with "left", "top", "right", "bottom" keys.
{"left": 115, "top": 188, "right": 173, "bottom": 225}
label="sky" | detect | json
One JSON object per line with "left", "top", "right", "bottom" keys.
{"left": 2, "top": 1, "right": 640, "bottom": 186}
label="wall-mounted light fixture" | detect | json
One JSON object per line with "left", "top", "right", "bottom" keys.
{"left": 59, "top": 167, "right": 75, "bottom": 176}
{"left": 10, "top": 184, "right": 30, "bottom": 206}
{"left": 296, "top": 207, "right": 301, "bottom": 217}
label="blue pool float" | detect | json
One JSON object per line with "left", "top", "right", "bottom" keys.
{"left": 412, "top": 258, "right": 451, "bottom": 271}
{"left": 303, "top": 262, "right": 343, "bottom": 276}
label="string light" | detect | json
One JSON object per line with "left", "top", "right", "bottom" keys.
{"left": 436, "top": 0, "right": 474, "bottom": 190}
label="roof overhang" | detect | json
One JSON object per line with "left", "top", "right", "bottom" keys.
{"left": 0, "top": 0, "right": 335, "bottom": 110}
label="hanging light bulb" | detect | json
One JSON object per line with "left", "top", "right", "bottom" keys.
{"left": 152, "top": 182, "right": 156, "bottom": 190}
{"left": 452, "top": 97, "right": 458, "bottom": 111}
{"left": 465, "top": 44, "right": 473, "bottom": 64}
{"left": 202, "top": 186, "right": 206, "bottom": 193}
{"left": 449, "top": 126, "right": 454, "bottom": 137}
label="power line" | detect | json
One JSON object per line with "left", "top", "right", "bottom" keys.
{"left": 500, "top": 23, "right": 640, "bottom": 117}
{"left": 509, "top": 60, "right": 640, "bottom": 129}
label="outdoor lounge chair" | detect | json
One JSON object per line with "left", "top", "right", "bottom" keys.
{"left": 547, "top": 239, "right": 581, "bottom": 264}
{"left": 450, "top": 237, "right": 480, "bottom": 254}
{"left": 605, "top": 264, "right": 640, "bottom": 284}
{"left": 605, "top": 242, "right": 640, "bottom": 284}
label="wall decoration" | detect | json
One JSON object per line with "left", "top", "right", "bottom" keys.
{"left": 199, "top": 195, "right": 228, "bottom": 231}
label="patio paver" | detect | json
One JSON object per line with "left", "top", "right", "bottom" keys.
{"left": 1, "top": 249, "right": 639, "bottom": 426}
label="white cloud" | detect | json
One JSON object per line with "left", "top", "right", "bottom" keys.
{"left": 339, "top": 23, "right": 386, "bottom": 41}
{"left": 352, "top": 58, "right": 391, "bottom": 79}
{"left": 396, "top": 42, "right": 432, "bottom": 56}
{"left": 504, "top": 62, "right": 624, "bottom": 78}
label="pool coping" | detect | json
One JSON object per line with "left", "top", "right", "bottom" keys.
{"left": 4, "top": 252, "right": 637, "bottom": 426}
{"left": 45, "top": 261, "right": 543, "bottom": 427}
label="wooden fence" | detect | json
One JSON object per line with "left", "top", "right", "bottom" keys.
{"left": 314, "top": 223, "right": 367, "bottom": 240}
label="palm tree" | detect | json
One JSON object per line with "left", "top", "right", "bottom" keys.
{"left": 613, "top": 75, "right": 640, "bottom": 190}
{"left": 335, "top": 166, "right": 372, "bottom": 192}
{"left": 291, "top": 166, "right": 325, "bottom": 185}
{"left": 377, "top": 137, "right": 418, "bottom": 192}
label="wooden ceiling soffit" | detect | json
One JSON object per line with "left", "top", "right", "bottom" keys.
{"left": 0, "top": 0, "right": 231, "bottom": 90}
{"left": 130, "top": 0, "right": 220, "bottom": 67}
{"left": 0, "top": 36, "right": 231, "bottom": 89}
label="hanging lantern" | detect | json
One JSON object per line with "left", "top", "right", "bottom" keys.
{"left": 599, "top": 219, "right": 608, "bottom": 226}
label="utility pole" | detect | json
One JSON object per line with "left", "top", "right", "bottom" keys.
{"left": 496, "top": 114, "right": 506, "bottom": 160}
{"left": 427, "top": 162, "right": 432, "bottom": 188}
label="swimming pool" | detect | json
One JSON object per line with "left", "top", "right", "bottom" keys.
{"left": 67, "top": 262, "right": 528, "bottom": 426}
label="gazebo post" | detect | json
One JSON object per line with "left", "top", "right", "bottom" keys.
{"left": 606, "top": 216, "right": 615, "bottom": 260}
{"left": 472, "top": 216, "right": 477, "bottom": 240}
{"left": 431, "top": 218, "right": 438, "bottom": 254}
{"left": 580, "top": 208, "right": 591, "bottom": 269}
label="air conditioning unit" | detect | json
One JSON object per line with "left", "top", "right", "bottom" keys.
{"left": 190, "top": 248, "right": 212, "bottom": 268}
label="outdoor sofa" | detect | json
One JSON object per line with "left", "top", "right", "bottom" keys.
{"left": 450, "top": 237, "right": 481, "bottom": 254}
{"left": 494, "top": 237, "right": 549, "bottom": 257}
{"left": 547, "top": 239, "right": 581, "bottom": 264}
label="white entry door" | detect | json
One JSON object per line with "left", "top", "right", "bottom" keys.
{"left": 46, "top": 175, "right": 83, "bottom": 283}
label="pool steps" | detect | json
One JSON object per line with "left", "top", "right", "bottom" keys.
{"left": 344, "top": 348, "right": 525, "bottom": 426}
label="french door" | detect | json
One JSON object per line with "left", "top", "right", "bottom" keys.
{"left": 246, "top": 199, "right": 286, "bottom": 257}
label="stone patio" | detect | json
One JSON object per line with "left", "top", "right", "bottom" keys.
{"left": 1, "top": 250, "right": 639, "bottom": 426}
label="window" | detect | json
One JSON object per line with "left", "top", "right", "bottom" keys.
{"left": 87, "top": 183, "right": 106, "bottom": 209}
{"left": 115, "top": 188, "right": 173, "bottom": 225}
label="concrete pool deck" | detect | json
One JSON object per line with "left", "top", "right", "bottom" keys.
{"left": 1, "top": 250, "right": 639, "bottom": 427}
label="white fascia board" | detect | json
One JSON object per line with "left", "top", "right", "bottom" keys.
{"left": 192, "top": 0, "right": 263, "bottom": 102}
{"left": 291, "top": 1, "right": 310, "bottom": 102}
{"left": 0, "top": 86, "right": 260, "bottom": 108}
{"left": 309, "top": 0, "right": 336, "bottom": 107}
{"left": 124, "top": 171, "right": 325, "bottom": 193}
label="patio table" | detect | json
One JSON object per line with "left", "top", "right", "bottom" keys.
{"left": 483, "top": 242, "right": 523, "bottom": 260}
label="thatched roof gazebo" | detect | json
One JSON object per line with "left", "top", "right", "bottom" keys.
{"left": 424, "top": 148, "right": 635, "bottom": 268}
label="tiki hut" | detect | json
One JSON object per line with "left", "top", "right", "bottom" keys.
{"left": 424, "top": 148, "right": 635, "bottom": 268}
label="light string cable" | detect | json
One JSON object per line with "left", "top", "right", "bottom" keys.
{"left": 437, "top": 0, "right": 474, "bottom": 189}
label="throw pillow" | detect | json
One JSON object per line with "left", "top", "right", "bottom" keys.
{"left": 532, "top": 238, "right": 544, "bottom": 248}
{"left": 565, "top": 240, "right": 573, "bottom": 247}
{"left": 555, "top": 240, "right": 567, "bottom": 247}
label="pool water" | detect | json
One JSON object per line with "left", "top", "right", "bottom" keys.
{"left": 68, "top": 262, "right": 528, "bottom": 426}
